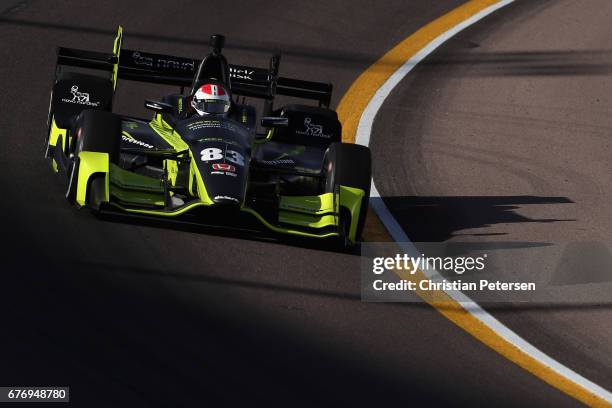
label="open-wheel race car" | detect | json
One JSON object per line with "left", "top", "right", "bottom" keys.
{"left": 45, "top": 27, "right": 371, "bottom": 248}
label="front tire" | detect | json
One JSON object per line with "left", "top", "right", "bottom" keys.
{"left": 44, "top": 90, "right": 54, "bottom": 159}
{"left": 64, "top": 110, "right": 121, "bottom": 207}
{"left": 322, "top": 142, "right": 372, "bottom": 245}
{"left": 88, "top": 175, "right": 107, "bottom": 212}
{"left": 65, "top": 156, "right": 79, "bottom": 204}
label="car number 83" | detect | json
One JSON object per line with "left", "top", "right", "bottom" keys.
{"left": 200, "top": 148, "right": 245, "bottom": 166}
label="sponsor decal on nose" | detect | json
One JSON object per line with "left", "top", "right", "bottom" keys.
{"left": 212, "top": 163, "right": 236, "bottom": 172}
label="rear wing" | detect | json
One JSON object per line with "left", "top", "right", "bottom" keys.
{"left": 56, "top": 26, "right": 332, "bottom": 108}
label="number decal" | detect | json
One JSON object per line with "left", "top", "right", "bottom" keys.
{"left": 200, "top": 148, "right": 223, "bottom": 162}
{"left": 200, "top": 147, "right": 245, "bottom": 167}
{"left": 226, "top": 150, "right": 245, "bottom": 166}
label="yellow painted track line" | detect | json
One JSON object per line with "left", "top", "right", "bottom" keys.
{"left": 337, "top": 1, "right": 612, "bottom": 406}
{"left": 339, "top": 0, "right": 502, "bottom": 143}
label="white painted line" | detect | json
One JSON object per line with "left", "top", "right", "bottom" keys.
{"left": 358, "top": 0, "right": 612, "bottom": 402}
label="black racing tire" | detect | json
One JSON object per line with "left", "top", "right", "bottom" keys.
{"left": 44, "top": 90, "right": 54, "bottom": 159}
{"left": 74, "top": 109, "right": 121, "bottom": 163}
{"left": 64, "top": 109, "right": 121, "bottom": 206}
{"left": 65, "top": 156, "right": 79, "bottom": 203}
{"left": 87, "top": 174, "right": 107, "bottom": 212}
{"left": 322, "top": 142, "right": 372, "bottom": 244}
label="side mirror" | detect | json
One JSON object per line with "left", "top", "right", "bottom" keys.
{"left": 144, "top": 100, "right": 174, "bottom": 113}
{"left": 261, "top": 117, "right": 288, "bottom": 128}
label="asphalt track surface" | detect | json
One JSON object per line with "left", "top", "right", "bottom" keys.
{"left": 372, "top": 0, "right": 612, "bottom": 393}
{"left": 0, "top": 0, "right": 604, "bottom": 406}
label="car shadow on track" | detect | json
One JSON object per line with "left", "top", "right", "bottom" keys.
{"left": 381, "top": 195, "right": 574, "bottom": 242}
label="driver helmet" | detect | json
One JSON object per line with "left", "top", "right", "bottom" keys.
{"left": 191, "top": 83, "right": 231, "bottom": 116}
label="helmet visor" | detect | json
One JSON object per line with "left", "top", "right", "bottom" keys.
{"left": 193, "top": 99, "right": 230, "bottom": 114}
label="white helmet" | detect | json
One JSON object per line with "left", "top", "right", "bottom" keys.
{"left": 191, "top": 83, "right": 231, "bottom": 116}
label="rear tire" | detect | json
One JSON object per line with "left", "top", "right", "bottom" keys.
{"left": 322, "top": 142, "right": 372, "bottom": 245}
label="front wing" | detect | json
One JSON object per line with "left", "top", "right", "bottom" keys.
{"left": 74, "top": 151, "right": 365, "bottom": 243}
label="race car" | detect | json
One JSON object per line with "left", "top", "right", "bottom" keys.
{"left": 45, "top": 27, "right": 371, "bottom": 247}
